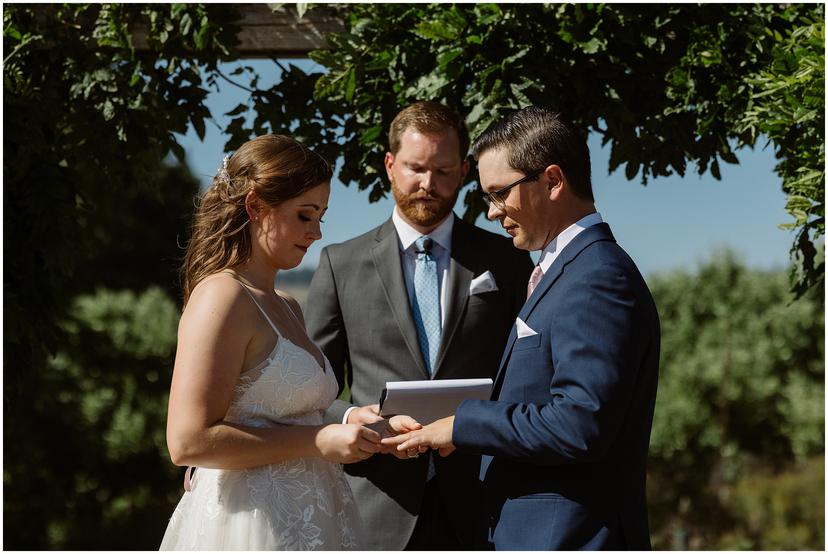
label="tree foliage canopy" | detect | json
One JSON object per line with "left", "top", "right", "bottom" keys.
{"left": 230, "top": 3, "right": 824, "bottom": 296}
{"left": 4, "top": 3, "right": 240, "bottom": 389}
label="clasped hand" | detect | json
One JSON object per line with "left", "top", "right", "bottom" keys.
{"left": 381, "top": 415, "right": 457, "bottom": 458}
{"left": 315, "top": 416, "right": 423, "bottom": 464}
{"left": 346, "top": 404, "right": 428, "bottom": 460}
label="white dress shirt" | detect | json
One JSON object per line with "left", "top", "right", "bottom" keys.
{"left": 392, "top": 206, "right": 453, "bottom": 327}
{"left": 536, "top": 212, "right": 604, "bottom": 273}
{"left": 343, "top": 209, "right": 455, "bottom": 422}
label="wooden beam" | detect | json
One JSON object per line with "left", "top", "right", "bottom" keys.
{"left": 234, "top": 4, "right": 344, "bottom": 57}
{"left": 30, "top": 4, "right": 343, "bottom": 57}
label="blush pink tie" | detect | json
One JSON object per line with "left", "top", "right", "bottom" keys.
{"left": 527, "top": 264, "right": 545, "bottom": 299}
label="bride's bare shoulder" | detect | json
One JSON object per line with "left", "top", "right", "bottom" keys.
{"left": 182, "top": 273, "right": 256, "bottom": 328}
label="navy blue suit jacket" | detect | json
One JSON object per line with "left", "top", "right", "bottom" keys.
{"left": 453, "top": 223, "right": 660, "bottom": 550}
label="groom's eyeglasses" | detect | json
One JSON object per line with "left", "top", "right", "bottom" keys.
{"left": 481, "top": 170, "right": 544, "bottom": 211}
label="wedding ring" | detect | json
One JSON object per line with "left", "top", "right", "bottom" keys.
{"left": 407, "top": 450, "right": 419, "bottom": 458}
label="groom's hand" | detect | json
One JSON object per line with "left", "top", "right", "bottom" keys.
{"left": 381, "top": 416, "right": 456, "bottom": 457}
{"left": 382, "top": 415, "right": 427, "bottom": 459}
{"left": 346, "top": 404, "right": 383, "bottom": 426}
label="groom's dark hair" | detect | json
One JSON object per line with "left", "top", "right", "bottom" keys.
{"left": 472, "top": 107, "right": 593, "bottom": 202}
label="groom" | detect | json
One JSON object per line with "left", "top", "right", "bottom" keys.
{"left": 385, "top": 107, "right": 661, "bottom": 550}
{"left": 305, "top": 101, "right": 533, "bottom": 549}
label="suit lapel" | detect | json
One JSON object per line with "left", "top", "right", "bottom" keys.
{"left": 432, "top": 216, "right": 474, "bottom": 377}
{"left": 491, "top": 223, "right": 617, "bottom": 395}
{"left": 490, "top": 323, "right": 519, "bottom": 399}
{"left": 371, "top": 219, "right": 430, "bottom": 378}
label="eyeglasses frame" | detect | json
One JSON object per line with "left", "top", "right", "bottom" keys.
{"left": 481, "top": 169, "right": 545, "bottom": 210}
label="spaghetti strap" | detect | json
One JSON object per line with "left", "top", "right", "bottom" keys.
{"left": 220, "top": 272, "right": 326, "bottom": 372}
{"left": 233, "top": 279, "right": 280, "bottom": 335}
{"left": 278, "top": 293, "right": 302, "bottom": 323}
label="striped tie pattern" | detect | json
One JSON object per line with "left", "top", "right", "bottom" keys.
{"left": 527, "top": 264, "right": 544, "bottom": 299}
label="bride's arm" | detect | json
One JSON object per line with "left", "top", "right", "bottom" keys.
{"left": 165, "top": 278, "right": 381, "bottom": 470}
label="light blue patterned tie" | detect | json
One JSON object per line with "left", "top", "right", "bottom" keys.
{"left": 412, "top": 236, "right": 441, "bottom": 376}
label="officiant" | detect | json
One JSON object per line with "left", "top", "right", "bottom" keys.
{"left": 305, "top": 101, "right": 532, "bottom": 550}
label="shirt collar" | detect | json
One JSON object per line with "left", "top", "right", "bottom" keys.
{"left": 537, "top": 211, "right": 603, "bottom": 273}
{"left": 392, "top": 207, "right": 454, "bottom": 253}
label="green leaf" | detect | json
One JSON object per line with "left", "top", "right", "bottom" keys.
{"left": 466, "top": 101, "right": 487, "bottom": 128}
{"left": 510, "top": 82, "right": 531, "bottom": 108}
{"left": 720, "top": 148, "right": 739, "bottom": 164}
{"left": 170, "top": 140, "right": 186, "bottom": 163}
{"left": 5, "top": 26, "right": 22, "bottom": 41}
{"left": 194, "top": 21, "right": 210, "bottom": 50}
{"left": 414, "top": 21, "right": 456, "bottom": 41}
{"left": 344, "top": 67, "right": 356, "bottom": 102}
{"left": 171, "top": 3, "right": 187, "bottom": 18}
{"left": 409, "top": 72, "right": 450, "bottom": 97}
{"left": 625, "top": 160, "right": 640, "bottom": 180}
{"left": 192, "top": 117, "right": 205, "bottom": 141}
{"left": 360, "top": 125, "right": 382, "bottom": 145}
{"left": 711, "top": 158, "right": 721, "bottom": 180}
{"left": 225, "top": 103, "right": 248, "bottom": 117}
{"left": 502, "top": 47, "right": 529, "bottom": 65}
{"left": 437, "top": 46, "right": 464, "bottom": 68}
{"left": 474, "top": 3, "right": 502, "bottom": 26}
{"left": 580, "top": 37, "right": 605, "bottom": 54}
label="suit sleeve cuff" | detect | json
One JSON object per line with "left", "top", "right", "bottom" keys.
{"left": 342, "top": 406, "right": 357, "bottom": 425}
{"left": 453, "top": 399, "right": 490, "bottom": 452}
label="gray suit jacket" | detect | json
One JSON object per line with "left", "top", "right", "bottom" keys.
{"left": 305, "top": 214, "right": 533, "bottom": 550}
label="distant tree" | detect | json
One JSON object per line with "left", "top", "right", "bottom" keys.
{"left": 3, "top": 3, "right": 240, "bottom": 394}
{"left": 231, "top": 3, "right": 824, "bottom": 297}
{"left": 647, "top": 251, "right": 824, "bottom": 549}
{"left": 2, "top": 161, "right": 198, "bottom": 548}
{"left": 4, "top": 286, "right": 181, "bottom": 549}
{"left": 723, "top": 456, "right": 824, "bottom": 549}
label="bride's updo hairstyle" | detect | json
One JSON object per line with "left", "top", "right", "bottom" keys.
{"left": 181, "top": 134, "right": 332, "bottom": 303}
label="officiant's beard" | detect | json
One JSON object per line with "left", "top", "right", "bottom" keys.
{"left": 392, "top": 178, "right": 460, "bottom": 228}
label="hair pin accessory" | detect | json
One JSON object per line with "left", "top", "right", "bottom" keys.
{"left": 217, "top": 154, "right": 231, "bottom": 183}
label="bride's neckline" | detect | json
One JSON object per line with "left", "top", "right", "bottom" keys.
{"left": 238, "top": 334, "right": 328, "bottom": 379}
{"left": 220, "top": 270, "right": 327, "bottom": 372}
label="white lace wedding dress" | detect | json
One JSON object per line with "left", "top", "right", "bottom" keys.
{"left": 160, "top": 284, "right": 363, "bottom": 550}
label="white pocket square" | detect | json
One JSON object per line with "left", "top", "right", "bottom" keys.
{"left": 469, "top": 270, "right": 498, "bottom": 295}
{"left": 515, "top": 317, "right": 538, "bottom": 338}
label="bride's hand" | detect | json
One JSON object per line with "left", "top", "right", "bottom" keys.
{"left": 346, "top": 404, "right": 383, "bottom": 425}
{"left": 314, "top": 424, "right": 381, "bottom": 464}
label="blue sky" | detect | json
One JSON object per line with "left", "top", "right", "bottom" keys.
{"left": 176, "top": 59, "right": 793, "bottom": 279}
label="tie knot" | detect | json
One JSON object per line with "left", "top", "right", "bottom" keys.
{"left": 415, "top": 236, "right": 433, "bottom": 254}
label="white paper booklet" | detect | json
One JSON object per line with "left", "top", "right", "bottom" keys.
{"left": 378, "top": 378, "right": 493, "bottom": 425}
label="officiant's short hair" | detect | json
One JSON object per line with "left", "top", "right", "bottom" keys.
{"left": 472, "top": 107, "right": 593, "bottom": 202}
{"left": 389, "top": 101, "right": 470, "bottom": 160}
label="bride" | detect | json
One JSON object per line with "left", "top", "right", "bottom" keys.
{"left": 160, "top": 135, "right": 418, "bottom": 550}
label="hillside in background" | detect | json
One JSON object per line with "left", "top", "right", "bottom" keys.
{"left": 276, "top": 268, "right": 315, "bottom": 308}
